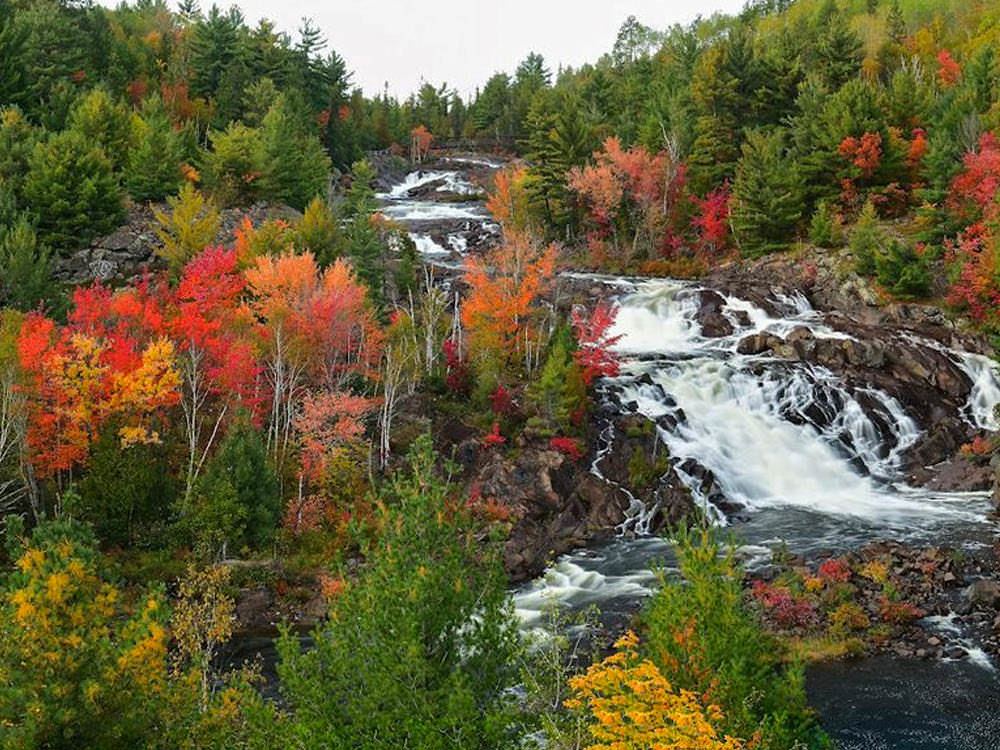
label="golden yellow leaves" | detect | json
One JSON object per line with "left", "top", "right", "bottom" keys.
{"left": 567, "top": 630, "right": 746, "bottom": 750}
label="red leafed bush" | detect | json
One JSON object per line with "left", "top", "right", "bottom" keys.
{"left": 937, "top": 49, "right": 961, "bottom": 88}
{"left": 879, "top": 597, "right": 924, "bottom": 624}
{"left": 571, "top": 303, "right": 623, "bottom": 386}
{"left": 960, "top": 435, "right": 994, "bottom": 458}
{"left": 482, "top": 421, "right": 506, "bottom": 447}
{"left": 443, "top": 338, "right": 471, "bottom": 393}
{"left": 490, "top": 385, "right": 516, "bottom": 416}
{"left": 839, "top": 131, "right": 883, "bottom": 179}
{"left": 692, "top": 185, "right": 730, "bottom": 257}
{"left": 818, "top": 558, "right": 852, "bottom": 584}
{"left": 549, "top": 436, "right": 584, "bottom": 460}
{"left": 751, "top": 581, "right": 818, "bottom": 628}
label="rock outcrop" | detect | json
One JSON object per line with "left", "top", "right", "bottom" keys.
{"left": 55, "top": 201, "right": 302, "bottom": 286}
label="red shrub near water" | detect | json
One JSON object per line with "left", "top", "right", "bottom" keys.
{"left": 879, "top": 597, "right": 924, "bottom": 624}
{"left": 818, "top": 558, "right": 852, "bottom": 584}
{"left": 550, "top": 436, "right": 584, "bottom": 460}
{"left": 751, "top": 581, "right": 818, "bottom": 628}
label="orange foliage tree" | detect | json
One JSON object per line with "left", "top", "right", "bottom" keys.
{"left": 16, "top": 282, "right": 182, "bottom": 480}
{"left": 243, "top": 251, "right": 380, "bottom": 469}
{"left": 461, "top": 232, "right": 557, "bottom": 376}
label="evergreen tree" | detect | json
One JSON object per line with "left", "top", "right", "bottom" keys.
{"left": 813, "top": 0, "right": 863, "bottom": 90}
{"left": 259, "top": 95, "right": 331, "bottom": 210}
{"left": 809, "top": 201, "right": 842, "bottom": 248}
{"left": 198, "top": 416, "right": 280, "bottom": 551}
{"left": 732, "top": 128, "right": 806, "bottom": 256}
{"left": 296, "top": 195, "right": 343, "bottom": 264}
{"left": 126, "top": 95, "right": 185, "bottom": 202}
{"left": 75, "top": 426, "right": 176, "bottom": 549}
{"left": 188, "top": 4, "right": 244, "bottom": 100}
{"left": 0, "top": 106, "right": 37, "bottom": 199}
{"left": 0, "top": 214, "right": 55, "bottom": 312}
{"left": 67, "top": 87, "right": 139, "bottom": 172}
{"left": 0, "top": 0, "right": 28, "bottom": 109}
{"left": 202, "top": 122, "right": 265, "bottom": 207}
{"left": 24, "top": 130, "right": 124, "bottom": 253}
{"left": 875, "top": 239, "right": 930, "bottom": 298}
{"left": 687, "top": 45, "right": 741, "bottom": 194}
{"left": 850, "top": 200, "right": 883, "bottom": 275}
{"left": 272, "top": 436, "right": 521, "bottom": 748}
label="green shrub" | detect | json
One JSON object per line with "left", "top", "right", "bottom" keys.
{"left": 271, "top": 436, "right": 522, "bottom": 748}
{"left": 808, "top": 201, "right": 842, "bottom": 248}
{"left": 643, "top": 525, "right": 832, "bottom": 749}
{"left": 874, "top": 239, "right": 931, "bottom": 299}
{"left": 849, "top": 200, "right": 882, "bottom": 276}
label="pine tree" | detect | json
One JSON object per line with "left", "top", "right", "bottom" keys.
{"left": 0, "top": 0, "right": 29, "bottom": 109}
{"left": 813, "top": 1, "right": 863, "bottom": 90}
{"left": 202, "top": 122, "right": 265, "bottom": 207}
{"left": 0, "top": 215, "right": 55, "bottom": 312}
{"left": 0, "top": 106, "right": 37, "bottom": 198}
{"left": 886, "top": 0, "right": 906, "bottom": 44}
{"left": 732, "top": 128, "right": 806, "bottom": 256}
{"left": 259, "top": 95, "right": 331, "bottom": 210}
{"left": 687, "top": 45, "right": 741, "bottom": 194}
{"left": 295, "top": 195, "right": 343, "bottom": 265}
{"left": 272, "top": 436, "right": 520, "bottom": 747}
{"left": 197, "top": 415, "right": 279, "bottom": 551}
{"left": 809, "top": 201, "right": 842, "bottom": 248}
{"left": 67, "top": 87, "right": 138, "bottom": 172}
{"left": 126, "top": 95, "right": 185, "bottom": 202}
{"left": 24, "top": 130, "right": 124, "bottom": 253}
{"left": 850, "top": 200, "right": 883, "bottom": 275}
{"left": 188, "top": 4, "right": 244, "bottom": 100}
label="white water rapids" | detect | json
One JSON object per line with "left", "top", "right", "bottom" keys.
{"left": 513, "top": 277, "right": 1000, "bottom": 633}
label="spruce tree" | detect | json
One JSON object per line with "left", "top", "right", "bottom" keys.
{"left": 24, "top": 130, "right": 124, "bottom": 253}
{"left": 732, "top": 128, "right": 806, "bottom": 256}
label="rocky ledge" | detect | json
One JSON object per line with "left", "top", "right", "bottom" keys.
{"left": 703, "top": 249, "right": 996, "bottom": 492}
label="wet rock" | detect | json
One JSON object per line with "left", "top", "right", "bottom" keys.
{"left": 737, "top": 332, "right": 783, "bottom": 355}
{"left": 966, "top": 579, "right": 1000, "bottom": 609}
{"left": 695, "top": 290, "right": 733, "bottom": 338}
{"left": 235, "top": 587, "right": 275, "bottom": 631}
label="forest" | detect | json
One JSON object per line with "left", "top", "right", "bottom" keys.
{"left": 3, "top": 0, "right": 1000, "bottom": 748}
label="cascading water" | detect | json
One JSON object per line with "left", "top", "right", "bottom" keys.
{"left": 513, "top": 276, "right": 999, "bottom": 624}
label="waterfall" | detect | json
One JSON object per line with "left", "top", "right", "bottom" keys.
{"left": 603, "top": 279, "right": 995, "bottom": 528}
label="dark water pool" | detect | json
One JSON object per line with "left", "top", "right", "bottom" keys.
{"left": 807, "top": 656, "right": 1000, "bottom": 749}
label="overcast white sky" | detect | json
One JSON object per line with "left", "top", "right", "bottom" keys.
{"left": 115, "top": 1, "right": 748, "bottom": 98}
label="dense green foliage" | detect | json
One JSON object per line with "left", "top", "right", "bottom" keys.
{"left": 273, "top": 436, "right": 522, "bottom": 749}
{"left": 643, "top": 526, "right": 832, "bottom": 749}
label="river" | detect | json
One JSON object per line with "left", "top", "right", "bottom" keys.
{"left": 273, "top": 156, "right": 1000, "bottom": 747}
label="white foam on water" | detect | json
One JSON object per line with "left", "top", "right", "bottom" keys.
{"left": 957, "top": 352, "right": 1000, "bottom": 430}
{"left": 410, "top": 234, "right": 449, "bottom": 256}
{"left": 380, "top": 201, "right": 487, "bottom": 222}
{"left": 604, "top": 278, "right": 996, "bottom": 527}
